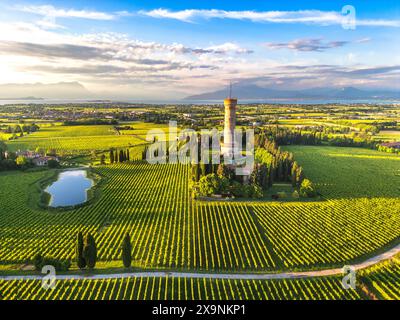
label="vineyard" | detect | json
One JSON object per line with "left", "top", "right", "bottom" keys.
{"left": 0, "top": 141, "right": 399, "bottom": 299}
{"left": 5, "top": 123, "right": 152, "bottom": 153}
{"left": 0, "top": 276, "right": 362, "bottom": 300}
{"left": 1, "top": 146, "right": 399, "bottom": 271}
{"left": 359, "top": 257, "right": 400, "bottom": 300}
{"left": 282, "top": 146, "right": 400, "bottom": 198}
{"left": 1, "top": 256, "right": 399, "bottom": 300}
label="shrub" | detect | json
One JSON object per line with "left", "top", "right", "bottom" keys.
{"left": 197, "top": 173, "right": 220, "bottom": 196}
{"left": 16, "top": 155, "right": 27, "bottom": 166}
{"left": 47, "top": 159, "right": 59, "bottom": 168}
{"left": 32, "top": 253, "right": 71, "bottom": 272}
{"left": 299, "top": 179, "right": 317, "bottom": 198}
{"left": 251, "top": 184, "right": 264, "bottom": 199}
{"left": 230, "top": 181, "right": 244, "bottom": 197}
{"left": 277, "top": 191, "right": 287, "bottom": 199}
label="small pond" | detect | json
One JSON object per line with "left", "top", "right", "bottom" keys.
{"left": 45, "top": 170, "right": 94, "bottom": 207}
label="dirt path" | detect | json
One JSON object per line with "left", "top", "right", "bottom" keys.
{"left": 1, "top": 243, "right": 399, "bottom": 281}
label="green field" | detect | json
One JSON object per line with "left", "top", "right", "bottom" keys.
{"left": 359, "top": 256, "right": 400, "bottom": 300}
{"left": 1, "top": 146, "right": 399, "bottom": 271}
{"left": 1, "top": 134, "right": 399, "bottom": 299}
{"left": 0, "top": 276, "right": 361, "bottom": 300}
{"left": 376, "top": 130, "right": 400, "bottom": 142}
{"left": 283, "top": 146, "right": 400, "bottom": 198}
{"left": 5, "top": 123, "right": 151, "bottom": 153}
{"left": 1, "top": 256, "right": 399, "bottom": 300}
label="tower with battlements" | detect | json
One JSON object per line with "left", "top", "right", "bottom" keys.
{"left": 221, "top": 95, "right": 238, "bottom": 158}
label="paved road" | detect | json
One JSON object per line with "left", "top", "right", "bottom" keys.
{"left": 1, "top": 243, "right": 399, "bottom": 281}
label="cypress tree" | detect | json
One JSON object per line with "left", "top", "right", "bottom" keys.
{"left": 127, "top": 149, "right": 130, "bottom": 161}
{"left": 291, "top": 162, "right": 298, "bottom": 187}
{"left": 119, "top": 150, "right": 124, "bottom": 163}
{"left": 83, "top": 233, "right": 97, "bottom": 269}
{"left": 296, "top": 167, "right": 305, "bottom": 187}
{"left": 110, "top": 150, "right": 114, "bottom": 164}
{"left": 142, "top": 146, "right": 147, "bottom": 160}
{"left": 121, "top": 233, "right": 132, "bottom": 268}
{"left": 195, "top": 163, "right": 200, "bottom": 181}
{"left": 76, "top": 232, "right": 86, "bottom": 269}
{"left": 200, "top": 163, "right": 206, "bottom": 177}
{"left": 269, "top": 165, "right": 275, "bottom": 187}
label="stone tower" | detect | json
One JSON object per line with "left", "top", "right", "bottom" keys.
{"left": 221, "top": 97, "right": 238, "bottom": 158}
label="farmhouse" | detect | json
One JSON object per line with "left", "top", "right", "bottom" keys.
{"left": 381, "top": 142, "right": 400, "bottom": 149}
{"left": 32, "top": 156, "right": 59, "bottom": 166}
{"left": 15, "top": 150, "right": 41, "bottom": 158}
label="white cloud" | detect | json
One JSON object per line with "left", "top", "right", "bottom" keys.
{"left": 14, "top": 4, "right": 116, "bottom": 20}
{"left": 139, "top": 8, "right": 400, "bottom": 27}
{"left": 0, "top": 14, "right": 398, "bottom": 96}
{"left": 264, "top": 38, "right": 349, "bottom": 52}
{"left": 356, "top": 37, "right": 371, "bottom": 43}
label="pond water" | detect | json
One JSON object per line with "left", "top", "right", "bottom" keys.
{"left": 46, "top": 170, "right": 94, "bottom": 207}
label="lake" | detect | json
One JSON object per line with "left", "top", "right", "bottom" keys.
{"left": 46, "top": 170, "right": 94, "bottom": 207}
{"left": 0, "top": 98, "right": 399, "bottom": 105}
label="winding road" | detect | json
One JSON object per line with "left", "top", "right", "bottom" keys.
{"left": 1, "top": 243, "right": 399, "bottom": 281}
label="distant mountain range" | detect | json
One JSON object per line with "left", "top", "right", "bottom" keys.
{"left": 0, "top": 82, "right": 91, "bottom": 99}
{"left": 184, "top": 84, "right": 400, "bottom": 100}
{"left": 0, "top": 96, "right": 43, "bottom": 100}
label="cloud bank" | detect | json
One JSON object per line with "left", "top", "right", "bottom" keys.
{"left": 264, "top": 38, "right": 349, "bottom": 52}
{"left": 139, "top": 8, "right": 400, "bottom": 27}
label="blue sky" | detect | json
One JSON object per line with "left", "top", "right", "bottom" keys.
{"left": 0, "top": 0, "right": 399, "bottom": 98}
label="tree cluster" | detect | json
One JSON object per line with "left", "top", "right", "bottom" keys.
{"left": 75, "top": 232, "right": 133, "bottom": 270}
{"left": 32, "top": 254, "right": 71, "bottom": 271}
{"left": 110, "top": 148, "right": 130, "bottom": 164}
{"left": 76, "top": 232, "right": 97, "bottom": 270}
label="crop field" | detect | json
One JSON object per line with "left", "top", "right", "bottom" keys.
{"left": 0, "top": 276, "right": 361, "bottom": 300}
{"left": 376, "top": 130, "right": 400, "bottom": 142}
{"left": 0, "top": 163, "right": 276, "bottom": 270}
{"left": 2, "top": 257, "right": 399, "bottom": 300}
{"left": 282, "top": 146, "right": 400, "bottom": 198}
{"left": 359, "top": 258, "right": 400, "bottom": 300}
{"left": 0, "top": 146, "right": 399, "bottom": 272}
{"left": 1, "top": 256, "right": 399, "bottom": 300}
{"left": 1, "top": 136, "right": 399, "bottom": 300}
{"left": 5, "top": 123, "right": 150, "bottom": 153}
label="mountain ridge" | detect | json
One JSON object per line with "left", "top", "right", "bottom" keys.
{"left": 184, "top": 84, "right": 400, "bottom": 100}
{"left": 0, "top": 82, "right": 91, "bottom": 99}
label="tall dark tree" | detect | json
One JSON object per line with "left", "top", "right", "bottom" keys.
{"left": 100, "top": 154, "right": 106, "bottom": 165}
{"left": 191, "top": 163, "right": 200, "bottom": 182}
{"left": 114, "top": 149, "right": 119, "bottom": 163}
{"left": 296, "top": 167, "right": 305, "bottom": 187}
{"left": 291, "top": 162, "right": 298, "bottom": 187}
{"left": 76, "top": 232, "right": 86, "bottom": 269}
{"left": 126, "top": 149, "right": 130, "bottom": 161}
{"left": 142, "top": 146, "right": 148, "bottom": 160}
{"left": 110, "top": 150, "right": 114, "bottom": 164}
{"left": 121, "top": 233, "right": 132, "bottom": 268}
{"left": 200, "top": 162, "right": 206, "bottom": 177}
{"left": 119, "top": 150, "right": 124, "bottom": 163}
{"left": 217, "top": 164, "right": 234, "bottom": 181}
{"left": 83, "top": 233, "right": 97, "bottom": 269}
